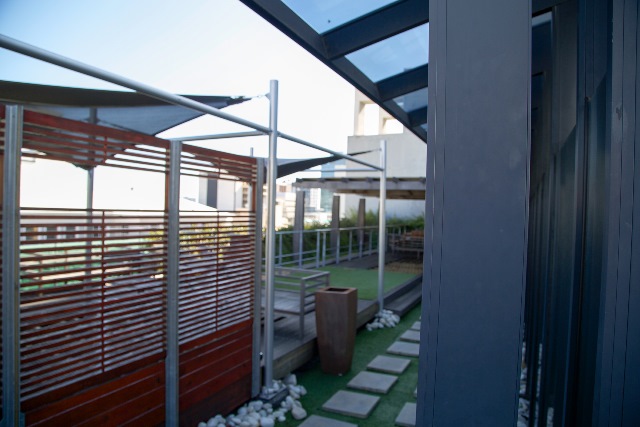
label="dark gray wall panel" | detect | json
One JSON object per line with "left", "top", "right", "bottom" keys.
{"left": 418, "top": 0, "right": 530, "bottom": 425}
{"left": 621, "top": 2, "right": 640, "bottom": 424}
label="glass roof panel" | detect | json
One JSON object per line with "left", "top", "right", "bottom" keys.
{"left": 394, "top": 87, "right": 428, "bottom": 113}
{"left": 281, "top": 0, "right": 401, "bottom": 34}
{"left": 345, "top": 24, "right": 429, "bottom": 82}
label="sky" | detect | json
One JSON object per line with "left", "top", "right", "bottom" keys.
{"left": 0, "top": 0, "right": 360, "bottom": 209}
{"left": 0, "top": 0, "right": 356, "bottom": 159}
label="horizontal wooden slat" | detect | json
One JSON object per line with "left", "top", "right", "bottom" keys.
{"left": 2, "top": 104, "right": 258, "bottom": 423}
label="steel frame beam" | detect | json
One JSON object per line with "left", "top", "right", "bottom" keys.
{"left": 238, "top": 0, "right": 429, "bottom": 144}
{"left": 323, "top": 0, "right": 429, "bottom": 59}
{"left": 377, "top": 64, "right": 428, "bottom": 102}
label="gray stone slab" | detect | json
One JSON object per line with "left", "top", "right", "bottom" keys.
{"left": 395, "top": 402, "right": 417, "bottom": 427}
{"left": 298, "top": 415, "right": 358, "bottom": 427}
{"left": 347, "top": 371, "right": 398, "bottom": 394}
{"left": 322, "top": 390, "right": 380, "bottom": 419}
{"left": 410, "top": 321, "right": 421, "bottom": 331}
{"left": 367, "top": 355, "right": 411, "bottom": 374}
{"left": 400, "top": 330, "right": 420, "bottom": 343}
{"left": 387, "top": 341, "right": 420, "bottom": 357}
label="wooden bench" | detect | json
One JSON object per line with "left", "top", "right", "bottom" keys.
{"left": 262, "top": 267, "right": 330, "bottom": 339}
{"left": 390, "top": 230, "right": 425, "bottom": 257}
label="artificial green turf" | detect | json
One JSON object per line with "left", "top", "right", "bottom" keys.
{"left": 318, "top": 266, "right": 416, "bottom": 300}
{"left": 280, "top": 304, "right": 422, "bottom": 427}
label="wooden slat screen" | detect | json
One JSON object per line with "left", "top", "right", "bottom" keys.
{"left": 181, "top": 143, "right": 257, "bottom": 182}
{"left": 0, "top": 103, "right": 259, "bottom": 423}
{"left": 19, "top": 209, "right": 168, "bottom": 402}
{"left": 20, "top": 109, "right": 170, "bottom": 173}
{"left": 178, "top": 211, "right": 255, "bottom": 344}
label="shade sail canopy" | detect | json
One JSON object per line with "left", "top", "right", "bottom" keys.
{"left": 274, "top": 150, "right": 373, "bottom": 178}
{"left": 293, "top": 176, "right": 426, "bottom": 200}
{"left": 0, "top": 80, "right": 248, "bottom": 135}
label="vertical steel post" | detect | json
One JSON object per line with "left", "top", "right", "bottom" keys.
{"left": 86, "top": 169, "right": 94, "bottom": 209}
{"left": 264, "top": 80, "right": 278, "bottom": 390}
{"left": 166, "top": 140, "right": 181, "bottom": 426}
{"left": 378, "top": 140, "right": 387, "bottom": 312}
{"left": 252, "top": 158, "right": 265, "bottom": 396}
{"left": 2, "top": 105, "right": 23, "bottom": 427}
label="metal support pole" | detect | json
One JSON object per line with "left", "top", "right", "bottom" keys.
{"left": 264, "top": 80, "right": 278, "bottom": 391}
{"left": 378, "top": 140, "right": 387, "bottom": 312}
{"left": 166, "top": 140, "right": 181, "bottom": 427}
{"left": 252, "top": 158, "right": 265, "bottom": 397}
{"left": 86, "top": 168, "right": 94, "bottom": 209}
{"left": 2, "top": 105, "right": 23, "bottom": 427}
{"left": 0, "top": 34, "right": 270, "bottom": 135}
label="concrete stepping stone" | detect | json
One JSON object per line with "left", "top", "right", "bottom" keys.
{"left": 347, "top": 371, "right": 398, "bottom": 394}
{"left": 400, "top": 330, "right": 420, "bottom": 343}
{"left": 387, "top": 341, "right": 420, "bottom": 357}
{"left": 410, "top": 321, "right": 420, "bottom": 331}
{"left": 322, "top": 390, "right": 380, "bottom": 419}
{"left": 395, "top": 402, "right": 417, "bottom": 427}
{"left": 298, "top": 415, "right": 358, "bottom": 427}
{"left": 367, "top": 355, "right": 411, "bottom": 374}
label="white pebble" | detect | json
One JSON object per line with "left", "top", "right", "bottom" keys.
{"left": 284, "top": 373, "right": 297, "bottom": 386}
{"left": 291, "top": 405, "right": 307, "bottom": 420}
{"left": 260, "top": 417, "right": 275, "bottom": 427}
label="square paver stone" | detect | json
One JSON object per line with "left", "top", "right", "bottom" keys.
{"left": 400, "top": 330, "right": 420, "bottom": 343}
{"left": 387, "top": 341, "right": 420, "bottom": 357}
{"left": 367, "top": 355, "right": 411, "bottom": 374}
{"left": 298, "top": 415, "right": 358, "bottom": 427}
{"left": 395, "top": 402, "right": 417, "bottom": 427}
{"left": 410, "top": 321, "right": 421, "bottom": 331}
{"left": 322, "top": 390, "right": 380, "bottom": 419}
{"left": 347, "top": 371, "right": 398, "bottom": 394}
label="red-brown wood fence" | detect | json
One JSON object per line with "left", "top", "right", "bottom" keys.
{"left": 0, "top": 105, "right": 258, "bottom": 425}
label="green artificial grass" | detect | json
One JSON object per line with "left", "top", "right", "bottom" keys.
{"left": 318, "top": 266, "right": 416, "bottom": 300}
{"left": 280, "top": 304, "right": 422, "bottom": 427}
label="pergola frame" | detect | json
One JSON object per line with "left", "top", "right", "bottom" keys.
{"left": 0, "top": 34, "right": 389, "bottom": 426}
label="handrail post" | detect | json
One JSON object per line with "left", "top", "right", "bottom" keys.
{"left": 316, "top": 230, "right": 320, "bottom": 268}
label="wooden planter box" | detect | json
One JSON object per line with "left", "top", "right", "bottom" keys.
{"left": 315, "top": 287, "right": 358, "bottom": 375}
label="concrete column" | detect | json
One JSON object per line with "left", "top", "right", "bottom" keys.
{"left": 418, "top": 1, "right": 530, "bottom": 425}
